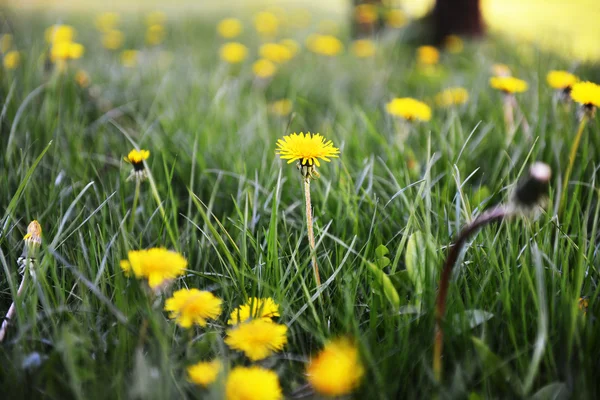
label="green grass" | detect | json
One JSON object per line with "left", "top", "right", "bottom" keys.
{"left": 1, "top": 7, "right": 600, "bottom": 399}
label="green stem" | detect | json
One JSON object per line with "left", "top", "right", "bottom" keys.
{"left": 129, "top": 179, "right": 141, "bottom": 234}
{"left": 560, "top": 115, "right": 588, "bottom": 214}
{"left": 303, "top": 178, "right": 321, "bottom": 287}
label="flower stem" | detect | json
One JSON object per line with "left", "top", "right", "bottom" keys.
{"left": 560, "top": 115, "right": 588, "bottom": 215}
{"left": 0, "top": 263, "right": 29, "bottom": 343}
{"left": 433, "top": 206, "right": 510, "bottom": 382}
{"left": 129, "top": 178, "right": 141, "bottom": 234}
{"left": 303, "top": 178, "right": 321, "bottom": 287}
{"left": 503, "top": 94, "right": 515, "bottom": 141}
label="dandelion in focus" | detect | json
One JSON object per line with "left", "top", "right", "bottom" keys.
{"left": 225, "top": 366, "right": 282, "bottom": 400}
{"left": 306, "top": 337, "right": 364, "bottom": 397}
{"left": 253, "top": 59, "right": 277, "bottom": 79}
{"left": 146, "top": 24, "right": 166, "bottom": 46}
{"left": 306, "top": 34, "right": 344, "bottom": 57}
{"left": 124, "top": 148, "right": 149, "bottom": 181}
{"left": 386, "top": 97, "right": 432, "bottom": 122}
{"left": 228, "top": 297, "right": 280, "bottom": 325}
{"left": 254, "top": 11, "right": 279, "bottom": 37}
{"left": 225, "top": 319, "right": 287, "bottom": 361}
{"left": 102, "top": 29, "right": 124, "bottom": 50}
{"left": 220, "top": 42, "right": 248, "bottom": 64}
{"left": 187, "top": 360, "right": 222, "bottom": 387}
{"left": 259, "top": 43, "right": 293, "bottom": 64}
{"left": 0, "top": 34, "right": 12, "bottom": 53}
{"left": 435, "top": 87, "right": 469, "bottom": 107}
{"left": 3, "top": 51, "right": 20, "bottom": 70}
{"left": 95, "top": 12, "right": 120, "bottom": 32}
{"left": 351, "top": 39, "right": 376, "bottom": 58}
{"left": 547, "top": 70, "right": 577, "bottom": 92}
{"left": 119, "top": 248, "right": 187, "bottom": 291}
{"left": 121, "top": 50, "right": 139, "bottom": 68}
{"left": 570, "top": 81, "right": 600, "bottom": 112}
{"left": 75, "top": 70, "right": 90, "bottom": 88}
{"left": 386, "top": 9, "right": 407, "bottom": 28}
{"left": 444, "top": 35, "right": 464, "bottom": 54}
{"left": 164, "top": 289, "right": 222, "bottom": 328}
{"left": 269, "top": 99, "right": 293, "bottom": 117}
{"left": 217, "top": 18, "right": 243, "bottom": 39}
{"left": 417, "top": 45, "right": 439, "bottom": 66}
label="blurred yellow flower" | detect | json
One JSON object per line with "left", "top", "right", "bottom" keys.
{"left": 75, "top": 69, "right": 90, "bottom": 88}
{"left": 435, "top": 87, "right": 469, "bottom": 107}
{"left": 547, "top": 70, "right": 577, "bottom": 90}
{"left": 444, "top": 35, "right": 464, "bottom": 54}
{"left": 269, "top": 99, "right": 293, "bottom": 116}
{"left": 578, "top": 297, "right": 589, "bottom": 315}
{"left": 279, "top": 39, "right": 299, "bottom": 57}
{"left": 259, "top": 43, "right": 292, "bottom": 64}
{"left": 490, "top": 76, "right": 528, "bottom": 94}
{"left": 3, "top": 50, "right": 20, "bottom": 70}
{"left": 121, "top": 50, "right": 139, "bottom": 68}
{"left": 306, "top": 34, "right": 344, "bottom": 57}
{"left": 164, "top": 288, "right": 222, "bottom": 328}
{"left": 0, "top": 34, "right": 12, "bottom": 53}
{"left": 217, "top": 18, "right": 243, "bottom": 39}
{"left": 119, "top": 248, "right": 187, "bottom": 290}
{"left": 50, "top": 41, "right": 84, "bottom": 62}
{"left": 45, "top": 24, "right": 75, "bottom": 44}
{"left": 102, "top": 29, "right": 124, "bottom": 50}
{"left": 253, "top": 59, "right": 277, "bottom": 79}
{"left": 225, "top": 319, "right": 287, "bottom": 361}
{"left": 146, "top": 24, "right": 165, "bottom": 46}
{"left": 351, "top": 39, "right": 376, "bottom": 58}
{"left": 355, "top": 4, "right": 378, "bottom": 24}
{"left": 225, "top": 366, "right": 282, "bottom": 400}
{"left": 146, "top": 11, "right": 166, "bottom": 26}
{"left": 254, "top": 11, "right": 279, "bottom": 37}
{"left": 307, "top": 337, "right": 364, "bottom": 397}
{"left": 417, "top": 45, "right": 439, "bottom": 66}
{"left": 571, "top": 81, "right": 600, "bottom": 107}
{"left": 492, "top": 63, "right": 511, "bottom": 77}
{"left": 386, "top": 9, "right": 407, "bottom": 28}
{"left": 187, "top": 360, "right": 221, "bottom": 387}
{"left": 95, "top": 12, "right": 120, "bottom": 32}
{"left": 276, "top": 132, "right": 340, "bottom": 167}
{"left": 219, "top": 42, "right": 248, "bottom": 64}
{"left": 386, "top": 97, "right": 432, "bottom": 122}
{"left": 228, "top": 297, "right": 280, "bottom": 325}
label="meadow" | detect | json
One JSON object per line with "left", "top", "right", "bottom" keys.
{"left": 0, "top": 3, "right": 600, "bottom": 399}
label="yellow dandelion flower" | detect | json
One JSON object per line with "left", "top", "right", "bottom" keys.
{"left": 253, "top": 59, "right": 277, "bottom": 79}
{"left": 386, "top": 97, "right": 432, "bottom": 122}
{"left": 124, "top": 149, "right": 149, "bottom": 180}
{"left": 306, "top": 34, "right": 344, "bottom": 57}
{"left": 259, "top": 43, "right": 292, "bottom": 64}
{"left": 492, "top": 63, "right": 511, "bottom": 77}
{"left": 225, "top": 319, "right": 287, "bottom": 361}
{"left": 355, "top": 4, "right": 378, "bottom": 25}
{"left": 217, "top": 18, "right": 243, "bottom": 39}
{"left": 121, "top": 50, "right": 139, "bottom": 68}
{"left": 276, "top": 132, "right": 340, "bottom": 168}
{"left": 102, "top": 29, "right": 124, "bottom": 50}
{"left": 187, "top": 360, "right": 221, "bottom": 387}
{"left": 351, "top": 39, "right": 376, "bottom": 58}
{"left": 306, "top": 337, "right": 364, "bottom": 397}
{"left": 3, "top": 51, "right": 20, "bottom": 70}
{"left": 225, "top": 366, "right": 282, "bottom": 400}
{"left": 220, "top": 42, "right": 248, "bottom": 64}
{"left": 228, "top": 297, "right": 280, "bottom": 325}
{"left": 164, "top": 288, "right": 222, "bottom": 328}
{"left": 570, "top": 81, "right": 600, "bottom": 108}
{"left": 386, "top": 9, "right": 407, "bottom": 29}
{"left": 75, "top": 70, "right": 90, "bottom": 88}
{"left": 254, "top": 11, "right": 279, "bottom": 37}
{"left": 1, "top": 34, "right": 12, "bottom": 53}
{"left": 119, "top": 248, "right": 187, "bottom": 290}
{"left": 435, "top": 87, "right": 469, "bottom": 107}
{"left": 489, "top": 76, "right": 528, "bottom": 94}
{"left": 45, "top": 24, "right": 75, "bottom": 44}
{"left": 146, "top": 11, "right": 167, "bottom": 26}
{"left": 444, "top": 35, "right": 464, "bottom": 54}
{"left": 578, "top": 297, "right": 589, "bottom": 316}
{"left": 50, "top": 41, "right": 84, "bottom": 62}
{"left": 146, "top": 24, "right": 165, "bottom": 46}
{"left": 95, "top": 12, "right": 120, "bottom": 32}
{"left": 417, "top": 45, "right": 439, "bottom": 66}
{"left": 23, "top": 220, "right": 42, "bottom": 245}
{"left": 547, "top": 70, "right": 577, "bottom": 90}
{"left": 279, "top": 39, "right": 299, "bottom": 57}
{"left": 269, "top": 99, "right": 293, "bottom": 117}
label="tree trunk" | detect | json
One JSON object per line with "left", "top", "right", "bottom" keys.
{"left": 433, "top": 0, "right": 484, "bottom": 43}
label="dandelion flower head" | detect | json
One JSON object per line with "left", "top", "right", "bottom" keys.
{"left": 570, "top": 81, "right": 600, "bottom": 108}
{"left": 120, "top": 248, "right": 187, "bottom": 290}
{"left": 276, "top": 132, "right": 340, "bottom": 167}
{"left": 217, "top": 18, "right": 243, "bottom": 39}
{"left": 102, "top": 29, "right": 124, "bottom": 50}
{"left": 351, "top": 39, "right": 376, "bottom": 58}
{"left": 220, "top": 42, "right": 248, "bottom": 64}
{"left": 253, "top": 59, "right": 277, "bottom": 78}
{"left": 95, "top": 12, "right": 120, "bottom": 32}
{"left": 23, "top": 220, "right": 42, "bottom": 245}
{"left": 50, "top": 41, "right": 84, "bottom": 62}
{"left": 355, "top": 4, "right": 378, "bottom": 25}
{"left": 225, "top": 319, "right": 287, "bottom": 361}
{"left": 489, "top": 76, "right": 528, "bottom": 94}
{"left": 444, "top": 35, "right": 464, "bottom": 54}
{"left": 187, "top": 360, "right": 221, "bottom": 387}
{"left": 45, "top": 24, "right": 75, "bottom": 44}
{"left": 386, "top": 9, "right": 407, "bottom": 28}
{"left": 165, "top": 288, "right": 222, "bottom": 328}
{"left": 146, "top": 11, "right": 167, "bottom": 26}
{"left": 306, "top": 34, "right": 343, "bottom": 57}
{"left": 225, "top": 366, "right": 282, "bottom": 400}
{"left": 121, "top": 50, "right": 139, "bottom": 68}
{"left": 260, "top": 43, "right": 293, "bottom": 64}
{"left": 547, "top": 70, "right": 577, "bottom": 90}
{"left": 228, "top": 297, "right": 280, "bottom": 325}
{"left": 269, "top": 99, "right": 293, "bottom": 116}
{"left": 254, "top": 11, "right": 279, "bottom": 37}
{"left": 306, "top": 337, "right": 364, "bottom": 396}
{"left": 435, "top": 87, "right": 469, "bottom": 107}
{"left": 386, "top": 97, "right": 432, "bottom": 122}
{"left": 417, "top": 45, "right": 439, "bottom": 66}
{"left": 3, "top": 51, "right": 20, "bottom": 70}
{"left": 279, "top": 39, "right": 300, "bottom": 57}
{"left": 125, "top": 149, "right": 149, "bottom": 170}
{"left": 146, "top": 24, "right": 166, "bottom": 46}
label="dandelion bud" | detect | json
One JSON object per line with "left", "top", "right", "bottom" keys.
{"left": 513, "top": 162, "right": 551, "bottom": 208}
{"left": 19, "top": 220, "right": 42, "bottom": 276}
